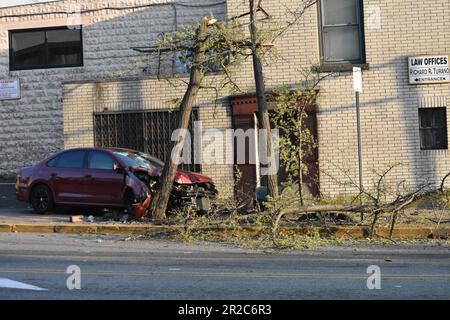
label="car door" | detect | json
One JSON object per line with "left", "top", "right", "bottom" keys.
{"left": 48, "top": 150, "right": 90, "bottom": 204}
{"left": 85, "top": 150, "right": 125, "bottom": 205}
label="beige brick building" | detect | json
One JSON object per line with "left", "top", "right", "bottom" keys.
{"left": 0, "top": 0, "right": 449, "bottom": 198}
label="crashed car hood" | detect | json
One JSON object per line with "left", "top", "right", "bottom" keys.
{"left": 131, "top": 167, "right": 213, "bottom": 184}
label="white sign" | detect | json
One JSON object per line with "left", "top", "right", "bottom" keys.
{"left": 0, "top": 79, "right": 21, "bottom": 100}
{"left": 353, "top": 67, "right": 362, "bottom": 92}
{"left": 409, "top": 55, "right": 450, "bottom": 84}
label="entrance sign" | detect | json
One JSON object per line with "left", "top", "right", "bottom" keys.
{"left": 409, "top": 55, "right": 450, "bottom": 84}
{"left": 0, "top": 79, "right": 21, "bottom": 100}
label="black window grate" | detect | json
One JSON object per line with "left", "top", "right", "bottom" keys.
{"left": 94, "top": 110, "right": 200, "bottom": 173}
{"left": 419, "top": 107, "right": 448, "bottom": 150}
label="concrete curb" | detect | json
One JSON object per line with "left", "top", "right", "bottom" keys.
{"left": 0, "top": 222, "right": 448, "bottom": 239}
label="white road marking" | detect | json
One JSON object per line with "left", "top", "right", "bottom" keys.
{"left": 0, "top": 278, "right": 48, "bottom": 291}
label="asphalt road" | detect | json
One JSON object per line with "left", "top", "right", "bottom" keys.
{"left": 0, "top": 183, "right": 27, "bottom": 210}
{"left": 0, "top": 183, "right": 118, "bottom": 224}
{"left": 0, "top": 233, "right": 449, "bottom": 300}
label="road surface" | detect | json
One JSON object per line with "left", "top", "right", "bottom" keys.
{"left": 0, "top": 233, "right": 449, "bottom": 300}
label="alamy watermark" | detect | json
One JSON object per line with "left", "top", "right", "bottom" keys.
{"left": 66, "top": 3, "right": 81, "bottom": 29}
{"left": 366, "top": 265, "right": 381, "bottom": 290}
{"left": 170, "top": 121, "right": 280, "bottom": 176}
{"left": 66, "top": 265, "right": 81, "bottom": 290}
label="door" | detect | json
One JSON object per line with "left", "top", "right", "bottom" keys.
{"left": 233, "top": 115, "right": 259, "bottom": 206}
{"left": 48, "top": 150, "right": 90, "bottom": 203}
{"left": 84, "top": 150, "right": 125, "bottom": 205}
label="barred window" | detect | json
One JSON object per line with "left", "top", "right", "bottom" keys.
{"left": 419, "top": 108, "right": 448, "bottom": 150}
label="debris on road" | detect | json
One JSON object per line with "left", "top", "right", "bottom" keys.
{"left": 133, "top": 195, "right": 152, "bottom": 220}
{"left": 70, "top": 215, "right": 84, "bottom": 223}
{"left": 120, "top": 215, "right": 130, "bottom": 223}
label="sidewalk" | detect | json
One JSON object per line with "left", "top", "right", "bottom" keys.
{"left": 0, "top": 206, "right": 448, "bottom": 240}
{"left": 1, "top": 183, "right": 449, "bottom": 239}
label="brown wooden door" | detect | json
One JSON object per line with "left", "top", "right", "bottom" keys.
{"left": 233, "top": 115, "right": 258, "bottom": 206}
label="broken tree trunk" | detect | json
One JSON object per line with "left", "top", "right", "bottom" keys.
{"left": 151, "top": 19, "right": 208, "bottom": 221}
{"left": 249, "top": 0, "right": 279, "bottom": 199}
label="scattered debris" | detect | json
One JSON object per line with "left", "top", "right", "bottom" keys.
{"left": 120, "top": 215, "right": 130, "bottom": 223}
{"left": 101, "top": 210, "right": 124, "bottom": 222}
{"left": 133, "top": 195, "right": 152, "bottom": 220}
{"left": 70, "top": 215, "right": 84, "bottom": 223}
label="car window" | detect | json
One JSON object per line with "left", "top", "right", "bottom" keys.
{"left": 54, "top": 150, "right": 86, "bottom": 168}
{"left": 47, "top": 155, "right": 60, "bottom": 168}
{"left": 89, "top": 151, "right": 115, "bottom": 170}
{"left": 113, "top": 151, "right": 163, "bottom": 169}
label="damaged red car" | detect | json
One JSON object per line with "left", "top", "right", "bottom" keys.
{"left": 16, "top": 147, "right": 217, "bottom": 217}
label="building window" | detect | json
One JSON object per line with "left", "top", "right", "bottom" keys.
{"left": 419, "top": 108, "right": 448, "bottom": 150}
{"left": 9, "top": 26, "right": 83, "bottom": 71}
{"left": 319, "top": 0, "right": 365, "bottom": 68}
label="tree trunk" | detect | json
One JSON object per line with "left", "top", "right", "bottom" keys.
{"left": 249, "top": 0, "right": 279, "bottom": 199}
{"left": 151, "top": 20, "right": 208, "bottom": 222}
{"left": 297, "top": 104, "right": 308, "bottom": 206}
{"left": 297, "top": 117, "right": 304, "bottom": 206}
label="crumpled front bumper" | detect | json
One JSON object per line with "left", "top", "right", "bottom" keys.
{"left": 171, "top": 183, "right": 218, "bottom": 211}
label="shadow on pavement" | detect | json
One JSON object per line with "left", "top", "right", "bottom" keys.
{"left": 0, "top": 183, "right": 117, "bottom": 223}
{"left": 0, "top": 183, "right": 28, "bottom": 210}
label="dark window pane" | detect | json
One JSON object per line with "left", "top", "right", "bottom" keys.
{"left": 56, "top": 151, "right": 86, "bottom": 168}
{"left": 89, "top": 151, "right": 115, "bottom": 170}
{"left": 11, "top": 31, "right": 45, "bottom": 68}
{"left": 47, "top": 29, "right": 82, "bottom": 66}
{"left": 323, "top": 26, "right": 361, "bottom": 61}
{"left": 322, "top": 0, "right": 357, "bottom": 25}
{"left": 419, "top": 108, "right": 448, "bottom": 150}
{"left": 47, "top": 156, "right": 60, "bottom": 168}
{"left": 422, "top": 130, "right": 434, "bottom": 148}
{"left": 420, "top": 110, "right": 433, "bottom": 128}
{"left": 434, "top": 109, "right": 446, "bottom": 128}
{"left": 10, "top": 27, "right": 82, "bottom": 70}
{"left": 434, "top": 130, "right": 444, "bottom": 148}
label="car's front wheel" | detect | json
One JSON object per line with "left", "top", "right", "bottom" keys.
{"left": 30, "top": 184, "right": 54, "bottom": 214}
{"left": 124, "top": 191, "right": 137, "bottom": 219}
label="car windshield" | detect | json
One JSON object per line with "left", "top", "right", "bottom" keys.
{"left": 113, "top": 151, "right": 164, "bottom": 169}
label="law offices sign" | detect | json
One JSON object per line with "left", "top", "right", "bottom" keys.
{"left": 409, "top": 55, "right": 450, "bottom": 84}
{"left": 0, "top": 79, "right": 21, "bottom": 100}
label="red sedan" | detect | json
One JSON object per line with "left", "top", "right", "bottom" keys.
{"left": 16, "top": 148, "right": 217, "bottom": 215}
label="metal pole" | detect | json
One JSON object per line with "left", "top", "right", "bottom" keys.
{"left": 356, "top": 91, "right": 364, "bottom": 221}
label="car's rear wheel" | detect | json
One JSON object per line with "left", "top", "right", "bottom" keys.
{"left": 30, "top": 184, "right": 54, "bottom": 214}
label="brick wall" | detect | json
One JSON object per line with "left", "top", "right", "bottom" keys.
{"left": 0, "top": 0, "right": 227, "bottom": 179}
{"left": 224, "top": 0, "right": 450, "bottom": 196}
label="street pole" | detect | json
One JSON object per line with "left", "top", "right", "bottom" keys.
{"left": 353, "top": 67, "right": 364, "bottom": 222}
{"left": 356, "top": 91, "right": 364, "bottom": 221}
